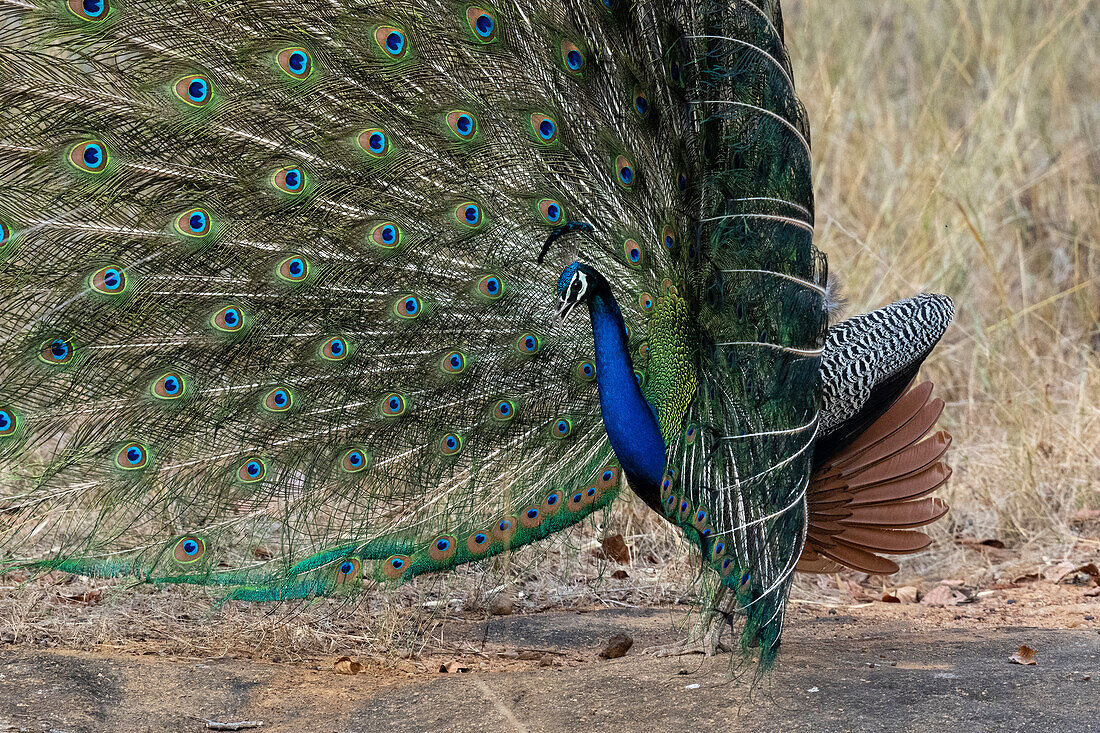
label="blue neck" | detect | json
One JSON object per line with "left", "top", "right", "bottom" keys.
{"left": 587, "top": 281, "right": 666, "bottom": 507}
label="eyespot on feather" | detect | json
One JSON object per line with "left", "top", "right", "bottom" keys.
{"left": 152, "top": 372, "right": 186, "bottom": 400}
{"left": 614, "top": 155, "right": 636, "bottom": 188}
{"left": 374, "top": 26, "right": 409, "bottom": 60}
{"left": 677, "top": 496, "right": 693, "bottom": 522}
{"left": 381, "top": 555, "right": 409, "bottom": 579}
{"left": 272, "top": 166, "right": 306, "bottom": 194}
{"left": 516, "top": 332, "right": 542, "bottom": 355}
{"left": 357, "top": 128, "right": 391, "bottom": 158}
{"left": 638, "top": 292, "right": 654, "bottom": 312}
{"left": 428, "top": 535, "right": 457, "bottom": 562}
{"left": 69, "top": 141, "right": 108, "bottom": 173}
{"left": 440, "top": 350, "right": 467, "bottom": 374}
{"left": 661, "top": 224, "right": 676, "bottom": 251}
{"left": 596, "top": 466, "right": 620, "bottom": 490}
{"left": 541, "top": 491, "right": 563, "bottom": 517}
{"left": 465, "top": 7, "right": 498, "bottom": 42}
{"left": 38, "top": 338, "right": 74, "bottom": 365}
{"left": 67, "top": 0, "right": 109, "bottom": 21}
{"left": 335, "top": 558, "right": 361, "bottom": 584}
{"left": 262, "top": 386, "right": 293, "bottom": 412}
{"left": 340, "top": 448, "right": 369, "bottom": 473}
{"left": 638, "top": 342, "right": 650, "bottom": 359}
{"left": 394, "top": 294, "right": 422, "bottom": 319}
{"left": 560, "top": 39, "right": 585, "bottom": 75}
{"left": 175, "top": 208, "right": 211, "bottom": 237}
{"left": 211, "top": 305, "right": 244, "bottom": 332}
{"left": 551, "top": 417, "right": 572, "bottom": 439}
{"left": 659, "top": 475, "right": 673, "bottom": 503}
{"left": 632, "top": 87, "right": 649, "bottom": 118}
{"left": 173, "top": 536, "right": 205, "bottom": 564}
{"left": 0, "top": 220, "right": 12, "bottom": 248}
{"left": 380, "top": 392, "right": 406, "bottom": 417}
{"left": 277, "top": 255, "right": 309, "bottom": 283}
{"left": 320, "top": 336, "right": 349, "bottom": 361}
{"left": 0, "top": 408, "right": 19, "bottom": 438}
{"left": 173, "top": 75, "right": 212, "bottom": 106}
{"left": 622, "top": 239, "right": 642, "bottom": 267}
{"left": 446, "top": 110, "right": 478, "bottom": 140}
{"left": 276, "top": 47, "right": 313, "bottom": 79}
{"left": 491, "top": 516, "right": 516, "bottom": 543}
{"left": 477, "top": 274, "right": 503, "bottom": 299}
{"left": 440, "top": 432, "right": 463, "bottom": 455}
{"left": 529, "top": 113, "right": 559, "bottom": 144}
{"left": 537, "top": 199, "right": 564, "bottom": 225}
{"left": 710, "top": 539, "right": 726, "bottom": 562}
{"left": 237, "top": 457, "right": 267, "bottom": 483}
{"left": 575, "top": 360, "right": 596, "bottom": 382}
{"left": 369, "top": 222, "right": 402, "bottom": 249}
{"left": 491, "top": 398, "right": 515, "bottom": 421}
{"left": 518, "top": 506, "right": 541, "bottom": 529}
{"left": 466, "top": 531, "right": 491, "bottom": 554}
{"left": 90, "top": 265, "right": 126, "bottom": 295}
{"left": 115, "top": 441, "right": 149, "bottom": 470}
{"left": 456, "top": 202, "right": 484, "bottom": 229}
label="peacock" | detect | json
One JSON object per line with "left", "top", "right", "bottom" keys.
{"left": 0, "top": 0, "right": 954, "bottom": 668}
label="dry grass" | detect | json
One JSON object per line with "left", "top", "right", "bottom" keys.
{"left": 787, "top": 0, "right": 1100, "bottom": 566}
{"left": 2, "top": 0, "right": 1098, "bottom": 659}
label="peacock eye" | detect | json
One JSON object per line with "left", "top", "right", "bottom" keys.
{"left": 341, "top": 448, "right": 368, "bottom": 473}
{"left": 175, "top": 208, "right": 211, "bottom": 237}
{"left": 277, "top": 47, "right": 313, "bottom": 79}
{"left": 358, "top": 127, "right": 391, "bottom": 158}
{"left": 68, "top": 0, "right": 109, "bottom": 21}
{"left": 152, "top": 372, "right": 186, "bottom": 399}
{"left": 272, "top": 166, "right": 306, "bottom": 194}
{"left": 115, "top": 441, "right": 149, "bottom": 470}
{"left": 90, "top": 265, "right": 126, "bottom": 294}
{"left": 380, "top": 392, "right": 407, "bottom": 417}
{"left": 39, "top": 338, "right": 74, "bottom": 365}
{"left": 614, "top": 155, "right": 636, "bottom": 188}
{"left": 174, "top": 75, "right": 212, "bottom": 106}
{"left": 69, "top": 141, "right": 108, "bottom": 172}
{"left": 375, "top": 26, "right": 408, "bottom": 60}
{"left": 369, "top": 221, "right": 403, "bottom": 249}
{"left": 237, "top": 457, "right": 267, "bottom": 482}
{"left": 173, "top": 535, "right": 206, "bottom": 563}
{"left": 211, "top": 305, "right": 244, "bottom": 332}
{"left": 263, "top": 386, "right": 293, "bottom": 412}
{"left": 466, "top": 7, "right": 498, "bottom": 42}
{"left": 440, "top": 432, "right": 463, "bottom": 455}
{"left": 446, "top": 110, "right": 478, "bottom": 140}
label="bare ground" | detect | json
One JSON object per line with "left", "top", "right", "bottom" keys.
{"left": 1, "top": 578, "right": 1097, "bottom": 733}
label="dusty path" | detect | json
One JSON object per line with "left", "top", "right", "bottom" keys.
{"left": 1, "top": 600, "right": 1097, "bottom": 733}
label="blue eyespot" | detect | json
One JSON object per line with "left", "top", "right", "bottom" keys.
{"left": 546, "top": 203, "right": 560, "bottom": 221}
{"left": 526, "top": 508, "right": 538, "bottom": 519}
{"left": 84, "top": 144, "right": 102, "bottom": 168}
{"left": 39, "top": 338, "right": 73, "bottom": 365}
{"left": 553, "top": 418, "right": 572, "bottom": 438}
{"left": 115, "top": 441, "right": 149, "bottom": 470}
{"left": 464, "top": 204, "right": 480, "bottom": 224}
{"left": 517, "top": 332, "right": 541, "bottom": 355}
{"left": 474, "top": 533, "right": 487, "bottom": 544}
{"left": 348, "top": 451, "right": 362, "bottom": 466}
{"left": 391, "top": 557, "right": 405, "bottom": 569}
{"left": 248, "top": 461, "right": 261, "bottom": 476}
{"left": 442, "top": 350, "right": 467, "bottom": 374}
{"left": 576, "top": 361, "right": 596, "bottom": 381}
{"left": 634, "top": 93, "right": 648, "bottom": 116}
{"left": 381, "top": 392, "right": 407, "bottom": 416}
{"left": 277, "top": 47, "right": 313, "bottom": 79}
{"left": 375, "top": 26, "right": 408, "bottom": 59}
{"left": 697, "top": 510, "right": 706, "bottom": 522}
{"left": 493, "top": 399, "right": 515, "bottom": 421}
{"left": 395, "top": 294, "right": 422, "bottom": 318}
{"left": 0, "top": 410, "right": 12, "bottom": 434}
{"left": 498, "top": 520, "right": 511, "bottom": 531}
{"left": 530, "top": 114, "right": 559, "bottom": 144}
{"left": 678, "top": 172, "right": 687, "bottom": 191}
{"left": 466, "top": 7, "right": 499, "bottom": 42}
{"left": 70, "top": 0, "right": 108, "bottom": 20}
{"left": 436, "top": 538, "right": 450, "bottom": 551}
{"left": 341, "top": 448, "right": 368, "bottom": 473}
{"left": 602, "top": 470, "right": 613, "bottom": 482}
{"left": 586, "top": 486, "right": 596, "bottom": 497}
{"left": 340, "top": 561, "right": 355, "bottom": 575}
{"left": 561, "top": 41, "right": 585, "bottom": 73}
{"left": 615, "top": 156, "right": 635, "bottom": 187}
{"left": 188, "top": 79, "right": 207, "bottom": 102}
{"left": 174, "top": 536, "right": 204, "bottom": 563}
{"left": 359, "top": 128, "right": 391, "bottom": 159}
{"left": 539, "top": 119, "right": 555, "bottom": 139}
{"left": 446, "top": 109, "right": 478, "bottom": 140}
{"left": 382, "top": 225, "right": 397, "bottom": 244}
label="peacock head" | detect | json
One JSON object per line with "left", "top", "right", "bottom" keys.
{"left": 556, "top": 261, "right": 602, "bottom": 320}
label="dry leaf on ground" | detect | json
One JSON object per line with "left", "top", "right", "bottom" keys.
{"left": 439, "top": 660, "right": 469, "bottom": 673}
{"left": 597, "top": 534, "right": 631, "bottom": 564}
{"left": 1010, "top": 645, "right": 1037, "bottom": 665}
{"left": 333, "top": 657, "right": 363, "bottom": 675}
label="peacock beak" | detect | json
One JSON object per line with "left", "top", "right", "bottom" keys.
{"left": 556, "top": 297, "right": 578, "bottom": 321}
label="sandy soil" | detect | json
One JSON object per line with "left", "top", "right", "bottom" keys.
{"left": 0, "top": 577, "right": 1097, "bottom": 733}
